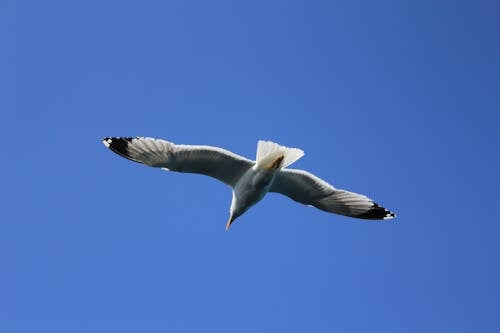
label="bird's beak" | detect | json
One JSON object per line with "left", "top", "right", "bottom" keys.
{"left": 225, "top": 215, "right": 235, "bottom": 231}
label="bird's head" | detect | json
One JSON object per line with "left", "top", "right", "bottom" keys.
{"left": 226, "top": 191, "right": 253, "bottom": 230}
{"left": 226, "top": 195, "right": 244, "bottom": 230}
{"left": 225, "top": 213, "right": 238, "bottom": 230}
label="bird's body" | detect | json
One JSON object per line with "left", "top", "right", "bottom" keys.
{"left": 103, "top": 137, "right": 395, "bottom": 229}
{"left": 229, "top": 167, "right": 276, "bottom": 227}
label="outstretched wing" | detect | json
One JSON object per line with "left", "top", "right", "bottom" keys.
{"left": 270, "top": 168, "right": 395, "bottom": 220}
{"left": 103, "top": 137, "right": 254, "bottom": 187}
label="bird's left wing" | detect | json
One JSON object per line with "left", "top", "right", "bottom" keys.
{"left": 103, "top": 137, "right": 253, "bottom": 187}
{"left": 270, "top": 168, "right": 395, "bottom": 220}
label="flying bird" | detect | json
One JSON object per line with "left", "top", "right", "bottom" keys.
{"left": 102, "top": 137, "right": 395, "bottom": 229}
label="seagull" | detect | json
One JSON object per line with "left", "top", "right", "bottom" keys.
{"left": 102, "top": 137, "right": 395, "bottom": 229}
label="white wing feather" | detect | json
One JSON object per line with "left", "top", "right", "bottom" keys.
{"left": 270, "top": 169, "right": 395, "bottom": 220}
{"left": 103, "top": 137, "right": 253, "bottom": 187}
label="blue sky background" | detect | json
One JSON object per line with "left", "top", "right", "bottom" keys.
{"left": 2, "top": 0, "right": 500, "bottom": 332}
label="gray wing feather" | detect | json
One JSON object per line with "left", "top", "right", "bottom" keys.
{"left": 103, "top": 137, "right": 253, "bottom": 187}
{"left": 270, "top": 169, "right": 395, "bottom": 220}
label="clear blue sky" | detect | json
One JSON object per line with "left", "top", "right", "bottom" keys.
{"left": 2, "top": 0, "right": 499, "bottom": 332}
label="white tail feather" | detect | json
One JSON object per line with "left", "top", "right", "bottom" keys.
{"left": 255, "top": 140, "right": 304, "bottom": 170}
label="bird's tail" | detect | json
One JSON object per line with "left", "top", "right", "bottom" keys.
{"left": 255, "top": 140, "right": 304, "bottom": 170}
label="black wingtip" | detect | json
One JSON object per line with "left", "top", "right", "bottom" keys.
{"left": 102, "top": 137, "right": 135, "bottom": 159}
{"left": 356, "top": 203, "right": 396, "bottom": 220}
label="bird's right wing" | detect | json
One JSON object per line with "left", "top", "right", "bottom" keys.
{"left": 103, "top": 137, "right": 254, "bottom": 187}
{"left": 270, "top": 168, "right": 395, "bottom": 220}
